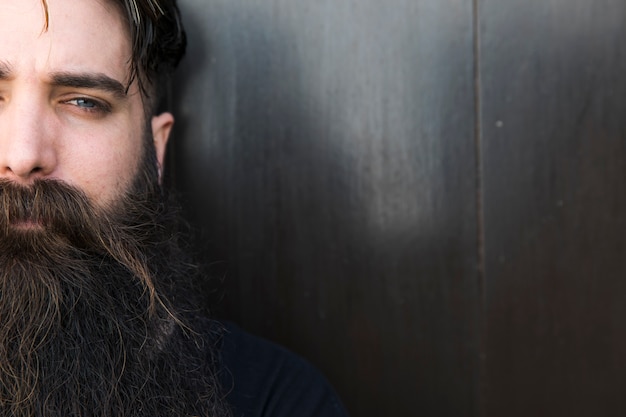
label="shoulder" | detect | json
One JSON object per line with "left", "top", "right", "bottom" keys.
{"left": 216, "top": 321, "right": 349, "bottom": 417}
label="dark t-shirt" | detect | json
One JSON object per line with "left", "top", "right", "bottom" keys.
{"left": 218, "top": 322, "right": 349, "bottom": 417}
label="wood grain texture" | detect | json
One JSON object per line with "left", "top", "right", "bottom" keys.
{"left": 170, "top": 1, "right": 478, "bottom": 415}
{"left": 479, "top": 1, "right": 626, "bottom": 415}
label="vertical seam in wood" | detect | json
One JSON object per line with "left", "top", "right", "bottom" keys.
{"left": 472, "top": 0, "right": 486, "bottom": 416}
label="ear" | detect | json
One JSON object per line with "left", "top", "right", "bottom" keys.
{"left": 151, "top": 112, "right": 174, "bottom": 183}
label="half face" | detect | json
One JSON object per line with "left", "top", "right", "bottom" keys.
{"left": 0, "top": 0, "right": 172, "bottom": 209}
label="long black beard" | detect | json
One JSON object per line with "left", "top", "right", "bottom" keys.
{"left": 0, "top": 176, "right": 230, "bottom": 416}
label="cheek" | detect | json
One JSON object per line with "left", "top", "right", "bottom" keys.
{"left": 61, "top": 132, "right": 145, "bottom": 208}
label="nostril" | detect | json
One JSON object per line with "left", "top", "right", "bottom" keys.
{"left": 0, "top": 165, "right": 47, "bottom": 182}
{"left": 0, "top": 140, "right": 56, "bottom": 181}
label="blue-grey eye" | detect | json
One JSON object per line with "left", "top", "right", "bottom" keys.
{"left": 73, "top": 98, "right": 97, "bottom": 108}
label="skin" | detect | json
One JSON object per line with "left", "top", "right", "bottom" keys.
{"left": 0, "top": 0, "right": 173, "bottom": 209}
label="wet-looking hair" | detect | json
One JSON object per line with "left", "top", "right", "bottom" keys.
{"left": 41, "top": 0, "right": 187, "bottom": 114}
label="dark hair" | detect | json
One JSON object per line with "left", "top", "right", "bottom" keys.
{"left": 114, "top": 0, "right": 187, "bottom": 112}
{"left": 41, "top": 0, "right": 187, "bottom": 112}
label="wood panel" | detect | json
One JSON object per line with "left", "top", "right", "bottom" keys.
{"left": 171, "top": 0, "right": 478, "bottom": 415}
{"left": 480, "top": 1, "right": 626, "bottom": 415}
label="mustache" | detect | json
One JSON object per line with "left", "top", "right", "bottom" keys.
{"left": 0, "top": 179, "right": 101, "bottom": 243}
{"left": 0, "top": 178, "right": 162, "bottom": 313}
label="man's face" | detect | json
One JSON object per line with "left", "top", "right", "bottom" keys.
{"left": 0, "top": 2, "right": 233, "bottom": 415}
{"left": 0, "top": 0, "right": 172, "bottom": 208}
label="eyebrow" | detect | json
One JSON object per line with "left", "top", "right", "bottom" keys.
{"left": 50, "top": 72, "right": 127, "bottom": 98}
{"left": 0, "top": 61, "right": 128, "bottom": 99}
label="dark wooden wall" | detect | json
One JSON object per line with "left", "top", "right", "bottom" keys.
{"left": 170, "top": 0, "right": 626, "bottom": 415}
{"left": 480, "top": 1, "right": 626, "bottom": 415}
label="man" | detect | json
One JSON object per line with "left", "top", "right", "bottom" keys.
{"left": 0, "top": 0, "right": 348, "bottom": 416}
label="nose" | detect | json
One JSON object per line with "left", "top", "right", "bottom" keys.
{"left": 0, "top": 98, "right": 57, "bottom": 183}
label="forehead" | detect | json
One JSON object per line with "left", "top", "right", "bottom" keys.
{"left": 0, "top": 0, "right": 131, "bottom": 85}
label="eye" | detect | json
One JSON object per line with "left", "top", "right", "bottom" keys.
{"left": 64, "top": 97, "right": 111, "bottom": 114}
{"left": 72, "top": 98, "right": 96, "bottom": 108}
